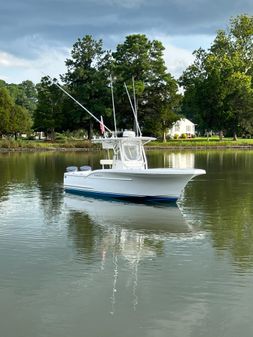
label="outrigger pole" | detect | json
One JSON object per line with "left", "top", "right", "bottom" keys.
{"left": 124, "top": 83, "right": 142, "bottom": 136}
{"left": 110, "top": 75, "right": 117, "bottom": 135}
{"left": 132, "top": 77, "right": 139, "bottom": 137}
{"left": 47, "top": 75, "right": 113, "bottom": 134}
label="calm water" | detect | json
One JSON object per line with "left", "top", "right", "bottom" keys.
{"left": 1, "top": 149, "right": 253, "bottom": 337}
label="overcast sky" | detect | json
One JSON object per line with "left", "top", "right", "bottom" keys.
{"left": 0, "top": 0, "right": 252, "bottom": 84}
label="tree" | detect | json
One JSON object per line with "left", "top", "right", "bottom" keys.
{"left": 112, "top": 34, "right": 181, "bottom": 136}
{"left": 34, "top": 76, "right": 64, "bottom": 140}
{"left": 9, "top": 105, "right": 33, "bottom": 139}
{"left": 0, "top": 87, "right": 12, "bottom": 137}
{"left": 18, "top": 80, "right": 37, "bottom": 116}
{"left": 61, "top": 35, "right": 112, "bottom": 138}
{"left": 6, "top": 80, "right": 37, "bottom": 117}
{"left": 180, "top": 14, "right": 253, "bottom": 138}
{"left": 0, "top": 86, "right": 32, "bottom": 138}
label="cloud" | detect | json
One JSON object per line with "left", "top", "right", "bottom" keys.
{"left": 164, "top": 44, "right": 195, "bottom": 79}
{"left": 100, "top": 0, "right": 147, "bottom": 8}
{"left": 2, "top": 1, "right": 253, "bottom": 52}
{"left": 139, "top": 33, "right": 214, "bottom": 79}
{"left": 0, "top": 47, "right": 69, "bottom": 84}
{"left": 1, "top": 0, "right": 253, "bottom": 82}
{"left": 0, "top": 37, "right": 196, "bottom": 84}
{"left": 0, "top": 52, "right": 27, "bottom": 67}
{"left": 0, "top": 35, "right": 196, "bottom": 84}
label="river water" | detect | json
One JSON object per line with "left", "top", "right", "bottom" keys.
{"left": 0, "top": 149, "right": 253, "bottom": 337}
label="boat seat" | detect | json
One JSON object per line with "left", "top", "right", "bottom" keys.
{"left": 66, "top": 166, "right": 78, "bottom": 172}
{"left": 100, "top": 159, "right": 113, "bottom": 169}
{"left": 80, "top": 165, "right": 92, "bottom": 171}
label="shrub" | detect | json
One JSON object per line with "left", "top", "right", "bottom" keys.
{"left": 0, "top": 139, "right": 11, "bottom": 148}
{"left": 73, "top": 140, "right": 93, "bottom": 148}
{"left": 0, "top": 139, "right": 22, "bottom": 148}
{"left": 55, "top": 133, "right": 68, "bottom": 143}
{"left": 180, "top": 133, "right": 187, "bottom": 139}
{"left": 173, "top": 134, "right": 179, "bottom": 140}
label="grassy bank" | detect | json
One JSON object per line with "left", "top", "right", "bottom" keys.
{"left": 0, "top": 138, "right": 97, "bottom": 151}
{"left": 148, "top": 137, "right": 253, "bottom": 148}
{"left": 1, "top": 137, "right": 253, "bottom": 151}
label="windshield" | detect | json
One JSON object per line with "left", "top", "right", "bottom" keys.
{"left": 122, "top": 142, "right": 142, "bottom": 161}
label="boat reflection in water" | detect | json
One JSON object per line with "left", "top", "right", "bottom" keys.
{"left": 64, "top": 193, "right": 194, "bottom": 234}
{"left": 64, "top": 194, "right": 204, "bottom": 314}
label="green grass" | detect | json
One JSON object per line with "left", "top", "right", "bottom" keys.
{"left": 148, "top": 137, "right": 253, "bottom": 147}
{"left": 0, "top": 138, "right": 97, "bottom": 150}
{"left": 1, "top": 136, "right": 253, "bottom": 151}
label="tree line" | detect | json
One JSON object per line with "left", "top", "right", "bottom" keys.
{"left": 0, "top": 80, "right": 36, "bottom": 138}
{"left": 0, "top": 14, "right": 253, "bottom": 141}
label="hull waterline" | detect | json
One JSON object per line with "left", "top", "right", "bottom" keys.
{"left": 64, "top": 188, "right": 178, "bottom": 202}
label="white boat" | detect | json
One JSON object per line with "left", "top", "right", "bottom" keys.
{"left": 56, "top": 78, "right": 206, "bottom": 201}
{"left": 64, "top": 130, "right": 206, "bottom": 201}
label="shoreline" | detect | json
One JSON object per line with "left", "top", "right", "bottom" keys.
{"left": 0, "top": 147, "right": 96, "bottom": 153}
{"left": 1, "top": 144, "right": 253, "bottom": 152}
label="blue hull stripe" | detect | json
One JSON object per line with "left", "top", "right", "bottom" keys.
{"left": 64, "top": 188, "right": 178, "bottom": 203}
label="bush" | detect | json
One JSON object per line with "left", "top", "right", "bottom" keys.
{"left": 0, "top": 139, "right": 22, "bottom": 148}
{"left": 173, "top": 134, "right": 179, "bottom": 140}
{"left": 180, "top": 133, "right": 187, "bottom": 139}
{"left": 0, "top": 139, "right": 11, "bottom": 148}
{"left": 73, "top": 140, "right": 93, "bottom": 148}
{"left": 62, "top": 129, "right": 88, "bottom": 140}
{"left": 55, "top": 133, "right": 68, "bottom": 142}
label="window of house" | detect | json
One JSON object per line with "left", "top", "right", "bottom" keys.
{"left": 175, "top": 123, "right": 180, "bottom": 132}
{"left": 186, "top": 125, "right": 191, "bottom": 133}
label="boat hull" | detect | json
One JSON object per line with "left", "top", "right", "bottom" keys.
{"left": 64, "top": 168, "right": 205, "bottom": 201}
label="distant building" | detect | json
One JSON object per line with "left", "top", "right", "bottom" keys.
{"left": 168, "top": 118, "right": 196, "bottom": 138}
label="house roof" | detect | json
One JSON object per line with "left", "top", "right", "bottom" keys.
{"left": 174, "top": 118, "right": 195, "bottom": 125}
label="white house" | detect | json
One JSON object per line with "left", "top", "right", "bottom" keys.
{"left": 167, "top": 118, "right": 195, "bottom": 138}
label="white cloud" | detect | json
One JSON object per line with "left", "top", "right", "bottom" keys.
{"left": 145, "top": 34, "right": 196, "bottom": 79}
{"left": 0, "top": 39, "right": 195, "bottom": 83}
{"left": 164, "top": 44, "right": 195, "bottom": 79}
{"left": 0, "top": 47, "right": 70, "bottom": 84}
{"left": 0, "top": 52, "right": 27, "bottom": 67}
{"left": 93, "top": 0, "right": 146, "bottom": 8}
{"left": 0, "top": 33, "right": 213, "bottom": 83}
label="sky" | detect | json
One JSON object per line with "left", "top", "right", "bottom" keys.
{"left": 0, "top": 0, "right": 252, "bottom": 84}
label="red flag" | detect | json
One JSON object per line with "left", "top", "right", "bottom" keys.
{"left": 100, "top": 116, "right": 105, "bottom": 134}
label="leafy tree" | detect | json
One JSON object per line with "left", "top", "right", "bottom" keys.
{"left": 0, "top": 87, "right": 12, "bottom": 137}
{"left": 180, "top": 14, "right": 253, "bottom": 138}
{"left": 61, "top": 35, "right": 112, "bottom": 138}
{"left": 9, "top": 105, "right": 33, "bottom": 139}
{"left": 0, "top": 79, "right": 7, "bottom": 89}
{"left": 112, "top": 34, "right": 181, "bottom": 137}
{"left": 18, "top": 80, "right": 37, "bottom": 116}
{"left": 0, "top": 86, "right": 33, "bottom": 138}
{"left": 6, "top": 80, "right": 37, "bottom": 117}
{"left": 34, "top": 76, "right": 64, "bottom": 140}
